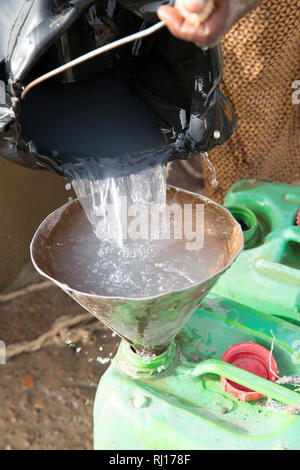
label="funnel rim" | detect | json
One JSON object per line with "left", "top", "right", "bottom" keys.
{"left": 30, "top": 185, "right": 244, "bottom": 301}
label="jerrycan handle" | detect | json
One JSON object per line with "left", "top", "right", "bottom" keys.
{"left": 282, "top": 225, "right": 300, "bottom": 245}
{"left": 177, "top": 359, "right": 300, "bottom": 408}
{"left": 254, "top": 226, "right": 300, "bottom": 284}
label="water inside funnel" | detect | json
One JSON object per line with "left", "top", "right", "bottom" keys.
{"left": 44, "top": 194, "right": 232, "bottom": 298}
{"left": 52, "top": 154, "right": 231, "bottom": 298}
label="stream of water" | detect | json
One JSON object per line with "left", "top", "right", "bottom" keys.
{"left": 58, "top": 155, "right": 225, "bottom": 297}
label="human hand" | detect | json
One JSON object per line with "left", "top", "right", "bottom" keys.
{"left": 157, "top": 0, "right": 261, "bottom": 48}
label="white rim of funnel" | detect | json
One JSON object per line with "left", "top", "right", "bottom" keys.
{"left": 30, "top": 185, "right": 244, "bottom": 301}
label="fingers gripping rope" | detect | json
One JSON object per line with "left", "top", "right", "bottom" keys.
{"left": 21, "top": 0, "right": 216, "bottom": 99}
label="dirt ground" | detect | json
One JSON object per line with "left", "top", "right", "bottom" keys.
{"left": 0, "top": 159, "right": 203, "bottom": 450}
{"left": 0, "top": 263, "right": 121, "bottom": 450}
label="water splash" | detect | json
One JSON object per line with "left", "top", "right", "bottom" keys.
{"left": 202, "top": 152, "right": 218, "bottom": 188}
{"left": 64, "top": 157, "right": 167, "bottom": 246}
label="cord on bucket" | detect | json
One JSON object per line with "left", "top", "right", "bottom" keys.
{"left": 21, "top": 1, "right": 216, "bottom": 99}
{"left": 21, "top": 21, "right": 166, "bottom": 99}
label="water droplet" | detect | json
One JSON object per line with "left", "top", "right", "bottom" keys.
{"left": 96, "top": 357, "right": 110, "bottom": 364}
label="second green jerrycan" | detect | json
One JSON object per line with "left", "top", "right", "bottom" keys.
{"left": 212, "top": 179, "right": 300, "bottom": 324}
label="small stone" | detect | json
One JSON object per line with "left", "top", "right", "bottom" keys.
{"left": 21, "top": 374, "right": 35, "bottom": 390}
{"left": 34, "top": 399, "right": 46, "bottom": 410}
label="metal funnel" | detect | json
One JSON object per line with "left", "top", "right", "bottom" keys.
{"left": 31, "top": 187, "right": 243, "bottom": 355}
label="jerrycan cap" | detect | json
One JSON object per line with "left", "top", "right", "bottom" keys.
{"left": 296, "top": 208, "right": 300, "bottom": 226}
{"left": 220, "top": 342, "right": 278, "bottom": 402}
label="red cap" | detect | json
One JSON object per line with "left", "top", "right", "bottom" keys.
{"left": 220, "top": 342, "right": 278, "bottom": 402}
{"left": 296, "top": 208, "right": 300, "bottom": 227}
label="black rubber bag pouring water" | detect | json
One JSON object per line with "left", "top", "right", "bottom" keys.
{"left": 0, "top": 0, "right": 235, "bottom": 178}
